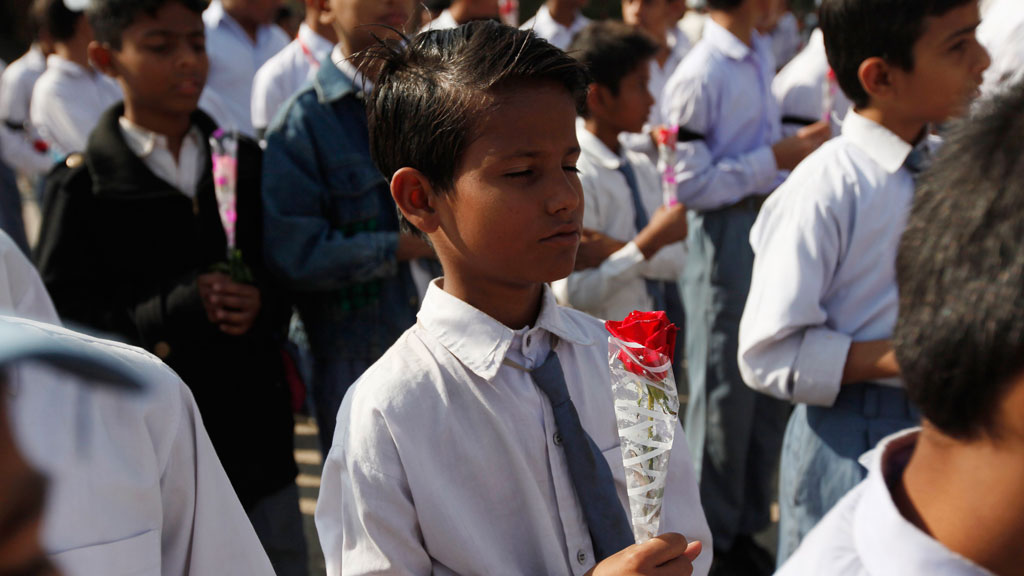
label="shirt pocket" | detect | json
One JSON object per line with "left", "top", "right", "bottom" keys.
{"left": 324, "top": 156, "right": 387, "bottom": 227}
{"left": 50, "top": 529, "right": 161, "bottom": 576}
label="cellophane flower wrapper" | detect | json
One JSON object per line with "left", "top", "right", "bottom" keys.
{"left": 607, "top": 335, "right": 679, "bottom": 543}
{"left": 654, "top": 126, "right": 679, "bottom": 207}
{"left": 209, "top": 129, "right": 253, "bottom": 284}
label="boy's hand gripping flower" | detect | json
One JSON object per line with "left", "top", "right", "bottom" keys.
{"left": 606, "top": 311, "right": 680, "bottom": 543}
{"left": 209, "top": 129, "right": 253, "bottom": 284}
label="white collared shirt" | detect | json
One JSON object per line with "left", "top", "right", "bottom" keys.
{"left": 738, "top": 111, "right": 938, "bottom": 406}
{"left": 660, "top": 19, "right": 782, "bottom": 211}
{"left": 767, "top": 11, "right": 801, "bottom": 70}
{"left": 520, "top": 4, "right": 591, "bottom": 51}
{"left": 203, "top": 0, "right": 290, "bottom": 136}
{"left": 0, "top": 236, "right": 275, "bottom": 576}
{"left": 778, "top": 429, "right": 997, "bottom": 576}
{"left": 978, "top": 0, "right": 1024, "bottom": 93}
{"left": 251, "top": 23, "right": 333, "bottom": 132}
{"left": 420, "top": 8, "right": 459, "bottom": 32}
{"left": 772, "top": 28, "right": 851, "bottom": 138}
{"left": 552, "top": 121, "right": 686, "bottom": 322}
{"left": 29, "top": 55, "right": 122, "bottom": 156}
{"left": 315, "top": 280, "right": 712, "bottom": 576}
{"left": 0, "top": 45, "right": 53, "bottom": 177}
{"left": 118, "top": 116, "right": 205, "bottom": 198}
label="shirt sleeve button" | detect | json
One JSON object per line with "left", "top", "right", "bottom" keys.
{"left": 576, "top": 550, "right": 587, "bottom": 565}
{"left": 553, "top": 432, "right": 562, "bottom": 446}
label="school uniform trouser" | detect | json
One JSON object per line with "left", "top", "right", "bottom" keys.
{"left": 680, "top": 203, "right": 790, "bottom": 553}
{"left": 775, "top": 382, "right": 920, "bottom": 566}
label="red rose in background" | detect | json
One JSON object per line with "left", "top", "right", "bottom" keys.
{"left": 606, "top": 310, "right": 678, "bottom": 381}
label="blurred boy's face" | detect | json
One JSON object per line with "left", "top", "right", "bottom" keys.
{"left": 594, "top": 63, "right": 654, "bottom": 136}
{"left": 98, "top": 2, "right": 208, "bottom": 121}
{"left": 431, "top": 83, "right": 584, "bottom": 288}
{"left": 889, "top": 1, "right": 989, "bottom": 125}
{"left": 324, "top": 0, "right": 414, "bottom": 56}
{"left": 622, "top": 0, "right": 668, "bottom": 35}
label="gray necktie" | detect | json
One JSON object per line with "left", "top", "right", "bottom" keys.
{"left": 530, "top": 349, "right": 634, "bottom": 561}
{"left": 905, "top": 139, "right": 933, "bottom": 181}
{"left": 618, "top": 161, "right": 666, "bottom": 311}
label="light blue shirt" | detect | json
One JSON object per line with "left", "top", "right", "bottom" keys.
{"left": 203, "top": 0, "right": 289, "bottom": 136}
{"left": 660, "top": 19, "right": 782, "bottom": 212}
{"left": 738, "top": 112, "right": 939, "bottom": 406}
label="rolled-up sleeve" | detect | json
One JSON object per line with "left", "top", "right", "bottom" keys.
{"left": 738, "top": 176, "right": 849, "bottom": 406}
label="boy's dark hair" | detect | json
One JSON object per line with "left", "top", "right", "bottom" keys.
{"left": 366, "top": 20, "right": 590, "bottom": 236}
{"left": 88, "top": 0, "right": 206, "bottom": 48}
{"left": 705, "top": 0, "right": 745, "bottom": 10}
{"left": 894, "top": 82, "right": 1024, "bottom": 440}
{"left": 34, "top": 0, "right": 82, "bottom": 42}
{"left": 820, "top": 0, "right": 973, "bottom": 109}
{"left": 567, "top": 20, "right": 658, "bottom": 107}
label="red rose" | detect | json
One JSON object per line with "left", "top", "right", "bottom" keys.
{"left": 606, "top": 310, "right": 678, "bottom": 380}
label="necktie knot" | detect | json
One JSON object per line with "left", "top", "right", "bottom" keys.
{"left": 905, "top": 140, "right": 932, "bottom": 176}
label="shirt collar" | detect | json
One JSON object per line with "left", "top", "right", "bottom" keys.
{"left": 45, "top": 54, "right": 92, "bottom": 77}
{"left": 416, "top": 279, "right": 594, "bottom": 381}
{"left": 298, "top": 23, "right": 334, "bottom": 58}
{"left": 702, "top": 19, "right": 753, "bottom": 61}
{"left": 315, "top": 45, "right": 372, "bottom": 104}
{"left": 535, "top": 4, "right": 588, "bottom": 35}
{"left": 117, "top": 116, "right": 202, "bottom": 159}
{"left": 576, "top": 118, "right": 624, "bottom": 171}
{"left": 854, "top": 429, "right": 997, "bottom": 576}
{"left": 841, "top": 111, "right": 917, "bottom": 174}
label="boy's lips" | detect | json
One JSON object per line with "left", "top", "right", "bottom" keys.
{"left": 382, "top": 12, "right": 409, "bottom": 29}
{"left": 541, "top": 224, "right": 581, "bottom": 245}
{"left": 175, "top": 79, "right": 203, "bottom": 96}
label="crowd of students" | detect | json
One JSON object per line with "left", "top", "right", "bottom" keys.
{"left": 0, "top": 0, "right": 1022, "bottom": 575}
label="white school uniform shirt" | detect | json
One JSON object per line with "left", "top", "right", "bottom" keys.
{"left": 29, "top": 55, "right": 122, "bottom": 157}
{"left": 0, "top": 234, "right": 275, "bottom": 576}
{"left": 660, "top": 19, "right": 783, "bottom": 211}
{"left": 118, "top": 116, "right": 205, "bottom": 198}
{"left": 977, "top": 0, "right": 1024, "bottom": 93}
{"left": 767, "top": 11, "right": 801, "bottom": 70}
{"left": 316, "top": 280, "right": 712, "bottom": 576}
{"left": 203, "top": 0, "right": 290, "bottom": 136}
{"left": 0, "top": 45, "right": 53, "bottom": 177}
{"left": 772, "top": 28, "right": 851, "bottom": 138}
{"left": 520, "top": 4, "right": 590, "bottom": 51}
{"left": 420, "top": 8, "right": 459, "bottom": 31}
{"left": 777, "top": 429, "right": 997, "bottom": 576}
{"left": 738, "top": 111, "right": 938, "bottom": 407}
{"left": 251, "top": 23, "right": 333, "bottom": 132}
{"left": 552, "top": 121, "right": 686, "bottom": 322}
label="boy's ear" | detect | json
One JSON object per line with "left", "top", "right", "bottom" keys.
{"left": 88, "top": 41, "right": 116, "bottom": 78}
{"left": 586, "top": 82, "right": 609, "bottom": 117}
{"left": 858, "top": 57, "right": 895, "bottom": 103}
{"left": 391, "top": 167, "right": 440, "bottom": 235}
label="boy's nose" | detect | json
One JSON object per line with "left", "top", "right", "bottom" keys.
{"left": 547, "top": 172, "right": 582, "bottom": 214}
{"left": 975, "top": 43, "right": 992, "bottom": 75}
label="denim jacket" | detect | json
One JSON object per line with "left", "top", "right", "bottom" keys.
{"left": 262, "top": 56, "right": 419, "bottom": 359}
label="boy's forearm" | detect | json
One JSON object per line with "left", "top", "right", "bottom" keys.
{"left": 841, "top": 339, "right": 901, "bottom": 384}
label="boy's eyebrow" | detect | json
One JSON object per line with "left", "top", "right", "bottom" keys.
{"left": 943, "top": 20, "right": 981, "bottom": 43}
{"left": 500, "top": 146, "right": 582, "bottom": 159}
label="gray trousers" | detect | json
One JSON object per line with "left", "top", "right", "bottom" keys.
{"left": 776, "top": 383, "right": 919, "bottom": 566}
{"left": 680, "top": 205, "right": 790, "bottom": 552}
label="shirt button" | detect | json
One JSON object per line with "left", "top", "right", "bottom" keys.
{"left": 576, "top": 550, "right": 587, "bottom": 565}
{"left": 553, "top": 432, "right": 562, "bottom": 446}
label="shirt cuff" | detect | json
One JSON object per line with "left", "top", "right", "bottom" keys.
{"left": 791, "top": 326, "right": 851, "bottom": 406}
{"left": 605, "top": 241, "right": 646, "bottom": 269}
{"left": 748, "top": 145, "right": 779, "bottom": 193}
